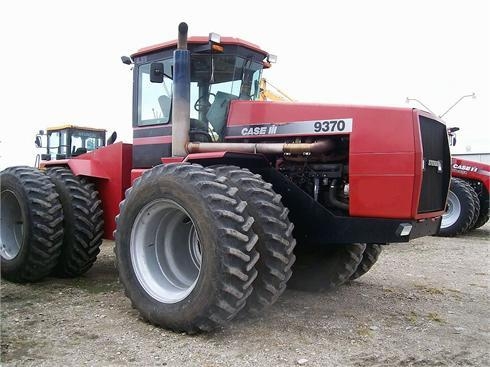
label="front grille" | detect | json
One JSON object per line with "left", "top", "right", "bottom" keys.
{"left": 418, "top": 116, "right": 451, "bottom": 213}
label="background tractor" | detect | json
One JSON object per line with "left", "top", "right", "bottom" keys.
{"left": 0, "top": 23, "right": 450, "bottom": 333}
{"left": 436, "top": 127, "right": 489, "bottom": 236}
{"left": 34, "top": 124, "right": 117, "bottom": 165}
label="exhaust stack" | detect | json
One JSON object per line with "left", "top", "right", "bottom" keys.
{"left": 171, "top": 22, "right": 191, "bottom": 157}
{"left": 187, "top": 139, "right": 335, "bottom": 155}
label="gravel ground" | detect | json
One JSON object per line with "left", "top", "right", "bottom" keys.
{"left": 1, "top": 223, "right": 489, "bottom": 367}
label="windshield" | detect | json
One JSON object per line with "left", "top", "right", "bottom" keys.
{"left": 70, "top": 130, "right": 105, "bottom": 154}
{"left": 190, "top": 54, "right": 263, "bottom": 121}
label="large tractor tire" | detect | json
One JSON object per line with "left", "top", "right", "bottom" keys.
{"left": 45, "top": 167, "right": 104, "bottom": 277}
{"left": 471, "top": 186, "right": 489, "bottom": 230}
{"left": 211, "top": 166, "right": 296, "bottom": 314}
{"left": 288, "top": 243, "right": 366, "bottom": 292}
{"left": 438, "top": 178, "right": 478, "bottom": 237}
{"left": 0, "top": 166, "right": 64, "bottom": 282}
{"left": 467, "top": 183, "right": 481, "bottom": 230}
{"left": 115, "top": 163, "right": 259, "bottom": 333}
{"left": 349, "top": 244, "right": 383, "bottom": 281}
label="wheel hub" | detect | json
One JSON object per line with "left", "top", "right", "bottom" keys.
{"left": 130, "top": 199, "right": 202, "bottom": 303}
{"left": 0, "top": 190, "right": 24, "bottom": 260}
{"left": 441, "top": 191, "right": 461, "bottom": 229}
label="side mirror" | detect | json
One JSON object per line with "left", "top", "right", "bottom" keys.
{"left": 150, "top": 62, "right": 164, "bottom": 83}
{"left": 35, "top": 135, "right": 42, "bottom": 148}
{"left": 447, "top": 126, "right": 459, "bottom": 147}
{"left": 107, "top": 131, "right": 117, "bottom": 145}
{"left": 121, "top": 56, "right": 133, "bottom": 65}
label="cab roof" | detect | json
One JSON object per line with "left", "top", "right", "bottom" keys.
{"left": 131, "top": 36, "right": 268, "bottom": 58}
{"left": 46, "top": 124, "right": 106, "bottom": 133}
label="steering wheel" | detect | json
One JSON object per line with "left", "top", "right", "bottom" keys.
{"left": 194, "top": 93, "right": 216, "bottom": 112}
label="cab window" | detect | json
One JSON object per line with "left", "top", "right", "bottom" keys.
{"left": 137, "top": 59, "right": 173, "bottom": 126}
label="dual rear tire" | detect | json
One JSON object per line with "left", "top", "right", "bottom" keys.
{"left": 45, "top": 167, "right": 104, "bottom": 277}
{"left": 0, "top": 166, "right": 103, "bottom": 282}
{"left": 115, "top": 164, "right": 260, "bottom": 333}
{"left": 115, "top": 164, "right": 296, "bottom": 332}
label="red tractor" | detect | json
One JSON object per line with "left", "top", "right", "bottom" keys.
{"left": 0, "top": 23, "right": 451, "bottom": 333}
{"left": 437, "top": 157, "right": 489, "bottom": 236}
{"left": 434, "top": 127, "right": 489, "bottom": 236}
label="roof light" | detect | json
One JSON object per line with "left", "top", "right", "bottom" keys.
{"left": 209, "top": 32, "right": 221, "bottom": 44}
{"left": 267, "top": 54, "right": 277, "bottom": 63}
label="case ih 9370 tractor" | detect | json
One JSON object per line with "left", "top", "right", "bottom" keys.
{"left": 0, "top": 23, "right": 451, "bottom": 333}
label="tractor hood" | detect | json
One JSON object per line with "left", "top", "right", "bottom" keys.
{"left": 225, "top": 101, "right": 450, "bottom": 220}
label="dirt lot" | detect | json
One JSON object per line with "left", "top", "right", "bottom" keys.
{"left": 1, "top": 224, "right": 489, "bottom": 367}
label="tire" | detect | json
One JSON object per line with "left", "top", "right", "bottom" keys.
{"left": 115, "top": 163, "right": 259, "bottom": 333}
{"left": 45, "top": 167, "right": 104, "bottom": 277}
{"left": 211, "top": 165, "right": 296, "bottom": 314}
{"left": 288, "top": 243, "right": 366, "bottom": 292}
{"left": 472, "top": 186, "right": 489, "bottom": 230}
{"left": 349, "top": 244, "right": 383, "bottom": 281}
{"left": 467, "top": 182, "right": 480, "bottom": 231}
{"left": 0, "top": 166, "right": 64, "bottom": 282}
{"left": 437, "top": 178, "right": 477, "bottom": 237}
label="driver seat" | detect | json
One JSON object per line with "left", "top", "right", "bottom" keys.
{"left": 206, "top": 92, "right": 238, "bottom": 139}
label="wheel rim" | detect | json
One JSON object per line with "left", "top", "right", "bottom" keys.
{"left": 0, "top": 190, "right": 24, "bottom": 260}
{"left": 441, "top": 191, "right": 461, "bottom": 229}
{"left": 130, "top": 199, "right": 202, "bottom": 303}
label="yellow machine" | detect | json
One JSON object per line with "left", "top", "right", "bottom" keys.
{"left": 258, "top": 78, "right": 294, "bottom": 101}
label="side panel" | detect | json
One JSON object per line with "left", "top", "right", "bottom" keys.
{"left": 133, "top": 125, "right": 172, "bottom": 168}
{"left": 349, "top": 109, "right": 419, "bottom": 219}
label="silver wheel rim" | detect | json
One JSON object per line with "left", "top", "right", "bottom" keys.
{"left": 441, "top": 191, "right": 461, "bottom": 229}
{"left": 0, "top": 190, "right": 24, "bottom": 260}
{"left": 130, "top": 199, "right": 202, "bottom": 303}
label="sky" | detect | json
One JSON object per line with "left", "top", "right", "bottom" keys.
{"left": 0, "top": 0, "right": 488, "bottom": 170}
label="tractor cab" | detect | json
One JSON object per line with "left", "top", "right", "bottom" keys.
{"left": 129, "top": 34, "right": 273, "bottom": 150}
{"left": 36, "top": 125, "right": 107, "bottom": 161}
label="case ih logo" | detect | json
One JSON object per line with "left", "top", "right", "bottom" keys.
{"left": 453, "top": 164, "right": 478, "bottom": 173}
{"left": 241, "top": 125, "right": 278, "bottom": 136}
